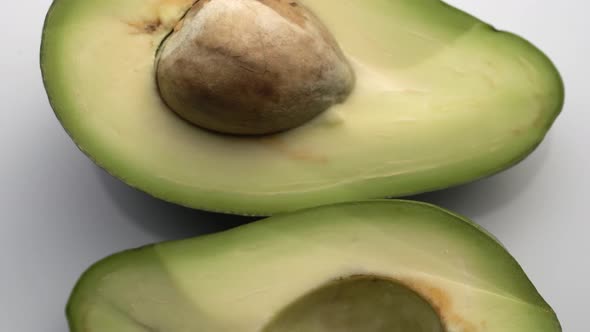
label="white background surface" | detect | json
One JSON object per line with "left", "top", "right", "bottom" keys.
{"left": 1, "top": 1, "right": 587, "bottom": 331}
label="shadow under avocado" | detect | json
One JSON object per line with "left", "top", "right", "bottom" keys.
{"left": 407, "top": 139, "right": 551, "bottom": 220}
{"left": 95, "top": 168, "right": 259, "bottom": 241}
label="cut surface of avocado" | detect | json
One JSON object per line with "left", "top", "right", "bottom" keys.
{"left": 67, "top": 200, "right": 560, "bottom": 332}
{"left": 41, "top": 0, "right": 564, "bottom": 215}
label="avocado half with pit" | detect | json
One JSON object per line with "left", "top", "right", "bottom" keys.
{"left": 67, "top": 200, "right": 561, "bottom": 331}
{"left": 41, "top": 0, "right": 564, "bottom": 215}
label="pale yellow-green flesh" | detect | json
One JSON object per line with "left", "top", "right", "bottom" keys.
{"left": 67, "top": 201, "right": 560, "bottom": 332}
{"left": 42, "top": 0, "right": 563, "bottom": 214}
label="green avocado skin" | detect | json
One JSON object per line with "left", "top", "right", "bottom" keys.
{"left": 66, "top": 200, "right": 561, "bottom": 332}
{"left": 41, "top": 0, "right": 564, "bottom": 216}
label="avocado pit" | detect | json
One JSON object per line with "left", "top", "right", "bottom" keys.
{"left": 155, "top": 0, "right": 355, "bottom": 135}
{"left": 263, "top": 275, "right": 445, "bottom": 332}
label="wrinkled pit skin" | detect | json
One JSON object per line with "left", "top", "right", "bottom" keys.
{"left": 156, "top": 0, "right": 356, "bottom": 135}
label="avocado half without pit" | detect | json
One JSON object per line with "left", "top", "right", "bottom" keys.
{"left": 67, "top": 200, "right": 561, "bottom": 332}
{"left": 41, "top": 0, "right": 563, "bottom": 215}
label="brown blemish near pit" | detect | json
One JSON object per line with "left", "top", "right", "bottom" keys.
{"left": 126, "top": 0, "right": 197, "bottom": 34}
{"left": 127, "top": 18, "right": 163, "bottom": 34}
{"left": 258, "top": 137, "right": 328, "bottom": 163}
{"left": 398, "top": 277, "right": 480, "bottom": 332}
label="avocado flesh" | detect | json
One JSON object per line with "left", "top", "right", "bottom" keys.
{"left": 67, "top": 200, "right": 560, "bottom": 332}
{"left": 41, "top": 0, "right": 564, "bottom": 215}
